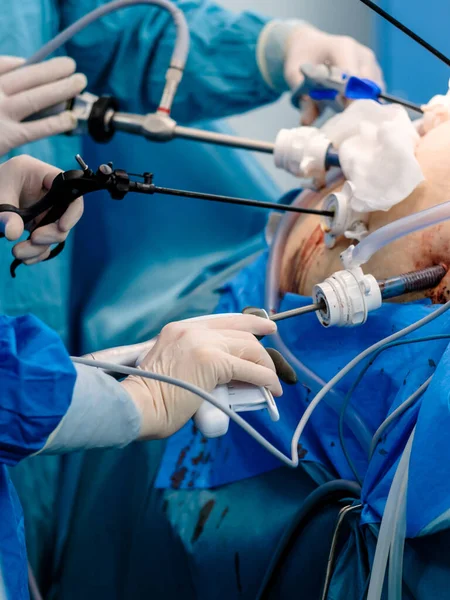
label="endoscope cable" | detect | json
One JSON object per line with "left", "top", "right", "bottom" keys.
{"left": 24, "top": 0, "right": 190, "bottom": 114}
{"left": 72, "top": 301, "right": 450, "bottom": 470}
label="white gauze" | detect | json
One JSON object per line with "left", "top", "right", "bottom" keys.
{"left": 419, "top": 79, "right": 450, "bottom": 135}
{"left": 321, "top": 99, "right": 424, "bottom": 212}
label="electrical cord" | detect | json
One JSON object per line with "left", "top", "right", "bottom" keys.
{"left": 291, "top": 302, "right": 450, "bottom": 468}
{"left": 340, "top": 374, "right": 428, "bottom": 485}
{"left": 256, "top": 480, "right": 361, "bottom": 600}
{"left": 338, "top": 333, "right": 450, "bottom": 481}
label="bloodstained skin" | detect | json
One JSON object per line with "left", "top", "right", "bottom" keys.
{"left": 283, "top": 224, "right": 325, "bottom": 295}
{"left": 282, "top": 218, "right": 450, "bottom": 304}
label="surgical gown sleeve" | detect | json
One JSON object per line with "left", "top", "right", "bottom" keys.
{"left": 61, "top": 0, "right": 281, "bottom": 122}
{"left": 0, "top": 314, "right": 76, "bottom": 466}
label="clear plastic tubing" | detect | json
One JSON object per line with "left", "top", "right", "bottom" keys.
{"left": 25, "top": 0, "right": 190, "bottom": 70}
{"left": 367, "top": 428, "right": 415, "bottom": 600}
{"left": 388, "top": 461, "right": 409, "bottom": 600}
{"left": 348, "top": 200, "right": 450, "bottom": 268}
{"left": 264, "top": 176, "right": 372, "bottom": 452}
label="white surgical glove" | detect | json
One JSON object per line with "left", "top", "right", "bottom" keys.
{"left": 0, "top": 56, "right": 87, "bottom": 156}
{"left": 121, "top": 314, "right": 281, "bottom": 440}
{"left": 257, "top": 21, "right": 383, "bottom": 125}
{"left": 287, "top": 25, "right": 384, "bottom": 125}
{"left": 0, "top": 155, "right": 84, "bottom": 264}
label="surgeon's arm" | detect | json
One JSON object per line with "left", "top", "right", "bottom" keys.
{"left": 62, "top": 0, "right": 277, "bottom": 122}
{"left": 41, "top": 314, "right": 281, "bottom": 452}
{"left": 62, "top": 1, "right": 381, "bottom": 124}
{"left": 0, "top": 314, "right": 76, "bottom": 466}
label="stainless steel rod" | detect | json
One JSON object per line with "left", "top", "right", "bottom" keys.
{"left": 174, "top": 125, "right": 275, "bottom": 153}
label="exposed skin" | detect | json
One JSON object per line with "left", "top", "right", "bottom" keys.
{"left": 280, "top": 119, "right": 450, "bottom": 304}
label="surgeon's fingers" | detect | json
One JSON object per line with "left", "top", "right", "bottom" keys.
{"left": 28, "top": 223, "right": 68, "bottom": 245}
{"left": 202, "top": 314, "right": 277, "bottom": 336}
{"left": 18, "top": 111, "right": 79, "bottom": 144}
{"left": 329, "top": 37, "right": 361, "bottom": 78}
{"left": 12, "top": 239, "right": 51, "bottom": 261}
{"left": 0, "top": 57, "right": 77, "bottom": 96}
{"left": 219, "top": 352, "right": 282, "bottom": 396}
{"left": 0, "top": 56, "right": 25, "bottom": 76}
{"left": 7, "top": 156, "right": 60, "bottom": 208}
{"left": 31, "top": 198, "right": 84, "bottom": 242}
{"left": 23, "top": 247, "right": 51, "bottom": 266}
{"left": 212, "top": 329, "right": 268, "bottom": 345}
{"left": 300, "top": 97, "right": 320, "bottom": 126}
{"left": 9, "top": 73, "right": 87, "bottom": 121}
{"left": 0, "top": 212, "right": 24, "bottom": 241}
{"left": 57, "top": 196, "right": 84, "bottom": 231}
{"left": 357, "top": 48, "right": 384, "bottom": 89}
{"left": 225, "top": 338, "right": 277, "bottom": 372}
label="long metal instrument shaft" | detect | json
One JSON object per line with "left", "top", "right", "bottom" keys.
{"left": 146, "top": 184, "right": 334, "bottom": 217}
{"left": 270, "top": 303, "right": 323, "bottom": 322}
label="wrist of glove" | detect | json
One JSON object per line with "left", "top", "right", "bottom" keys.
{"left": 120, "top": 314, "right": 283, "bottom": 440}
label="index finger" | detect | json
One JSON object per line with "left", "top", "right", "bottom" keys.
{"left": 0, "top": 212, "right": 24, "bottom": 240}
{"left": 0, "top": 56, "right": 25, "bottom": 77}
{"left": 201, "top": 314, "right": 277, "bottom": 336}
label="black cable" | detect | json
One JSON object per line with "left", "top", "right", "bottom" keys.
{"left": 150, "top": 185, "right": 334, "bottom": 217}
{"left": 257, "top": 480, "right": 361, "bottom": 600}
{"left": 359, "top": 0, "right": 450, "bottom": 67}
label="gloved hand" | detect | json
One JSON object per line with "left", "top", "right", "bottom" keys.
{"left": 0, "top": 155, "right": 83, "bottom": 264}
{"left": 0, "top": 55, "right": 87, "bottom": 156}
{"left": 284, "top": 24, "right": 384, "bottom": 125}
{"left": 121, "top": 314, "right": 282, "bottom": 440}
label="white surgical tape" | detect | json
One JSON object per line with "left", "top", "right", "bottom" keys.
{"left": 321, "top": 99, "right": 424, "bottom": 212}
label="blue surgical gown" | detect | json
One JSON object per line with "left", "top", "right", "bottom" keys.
{"left": 0, "top": 314, "right": 76, "bottom": 599}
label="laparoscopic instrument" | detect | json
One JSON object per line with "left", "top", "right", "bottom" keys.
{"left": 22, "top": 0, "right": 439, "bottom": 194}
{"left": 0, "top": 155, "right": 336, "bottom": 277}
{"left": 291, "top": 63, "right": 424, "bottom": 115}
{"left": 258, "top": 263, "right": 447, "bottom": 326}
{"left": 30, "top": 91, "right": 342, "bottom": 180}
{"left": 20, "top": 0, "right": 426, "bottom": 181}
{"left": 28, "top": 65, "right": 422, "bottom": 156}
